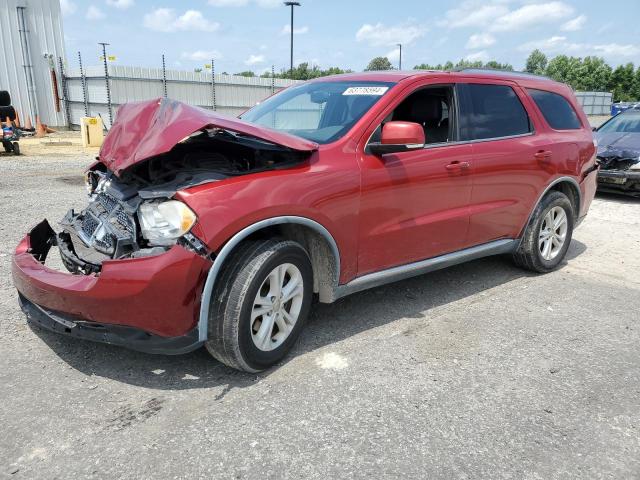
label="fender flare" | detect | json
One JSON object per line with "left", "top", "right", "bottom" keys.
{"left": 197, "top": 216, "right": 341, "bottom": 342}
{"left": 519, "top": 176, "right": 582, "bottom": 239}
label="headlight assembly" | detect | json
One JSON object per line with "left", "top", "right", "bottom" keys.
{"left": 138, "top": 200, "right": 197, "bottom": 246}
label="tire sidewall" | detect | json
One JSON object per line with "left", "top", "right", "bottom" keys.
{"left": 236, "top": 244, "right": 313, "bottom": 370}
{"left": 530, "top": 193, "right": 574, "bottom": 270}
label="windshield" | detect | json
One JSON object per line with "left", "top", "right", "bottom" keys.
{"left": 598, "top": 111, "right": 640, "bottom": 133}
{"left": 240, "top": 81, "right": 395, "bottom": 144}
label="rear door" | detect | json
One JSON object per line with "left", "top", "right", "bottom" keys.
{"left": 457, "top": 81, "right": 551, "bottom": 246}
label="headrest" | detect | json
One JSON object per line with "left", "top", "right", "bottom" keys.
{"left": 409, "top": 95, "right": 442, "bottom": 123}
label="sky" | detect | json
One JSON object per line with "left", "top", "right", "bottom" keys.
{"left": 59, "top": 0, "right": 640, "bottom": 74}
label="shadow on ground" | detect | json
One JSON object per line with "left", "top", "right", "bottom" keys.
{"left": 30, "top": 239, "right": 587, "bottom": 392}
{"left": 595, "top": 191, "right": 640, "bottom": 204}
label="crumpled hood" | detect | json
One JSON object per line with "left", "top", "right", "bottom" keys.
{"left": 596, "top": 132, "right": 640, "bottom": 170}
{"left": 596, "top": 132, "right": 640, "bottom": 157}
{"left": 99, "top": 98, "right": 319, "bottom": 175}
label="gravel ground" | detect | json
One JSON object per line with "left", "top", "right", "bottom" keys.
{"left": 0, "top": 146, "right": 639, "bottom": 479}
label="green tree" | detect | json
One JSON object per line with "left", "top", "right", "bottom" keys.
{"left": 574, "top": 57, "right": 612, "bottom": 91}
{"left": 365, "top": 56, "right": 393, "bottom": 71}
{"left": 484, "top": 61, "right": 514, "bottom": 71}
{"left": 609, "top": 63, "right": 636, "bottom": 101}
{"left": 634, "top": 66, "right": 640, "bottom": 100}
{"left": 454, "top": 59, "right": 483, "bottom": 69}
{"left": 545, "top": 55, "right": 582, "bottom": 86}
{"left": 525, "top": 49, "right": 548, "bottom": 75}
{"left": 234, "top": 70, "right": 256, "bottom": 77}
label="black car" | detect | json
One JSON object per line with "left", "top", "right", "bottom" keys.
{"left": 595, "top": 107, "right": 640, "bottom": 197}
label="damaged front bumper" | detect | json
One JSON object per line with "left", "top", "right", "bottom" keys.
{"left": 597, "top": 169, "right": 640, "bottom": 196}
{"left": 12, "top": 220, "right": 212, "bottom": 354}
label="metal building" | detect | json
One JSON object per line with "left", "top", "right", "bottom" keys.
{"left": 0, "top": 0, "right": 67, "bottom": 127}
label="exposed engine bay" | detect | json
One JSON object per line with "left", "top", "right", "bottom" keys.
{"left": 56, "top": 128, "right": 310, "bottom": 274}
{"left": 596, "top": 147, "right": 640, "bottom": 197}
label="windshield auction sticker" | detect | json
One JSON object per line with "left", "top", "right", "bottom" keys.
{"left": 342, "top": 86, "right": 389, "bottom": 96}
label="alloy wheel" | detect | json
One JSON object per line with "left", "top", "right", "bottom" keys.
{"left": 250, "top": 263, "right": 304, "bottom": 351}
{"left": 538, "top": 206, "right": 568, "bottom": 261}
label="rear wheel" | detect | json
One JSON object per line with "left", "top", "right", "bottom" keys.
{"left": 205, "top": 239, "right": 313, "bottom": 372}
{"left": 513, "top": 191, "right": 574, "bottom": 273}
{"left": 12, "top": 142, "right": 20, "bottom": 155}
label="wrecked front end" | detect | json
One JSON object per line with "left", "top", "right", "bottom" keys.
{"left": 12, "top": 98, "right": 317, "bottom": 353}
{"left": 596, "top": 148, "right": 640, "bottom": 197}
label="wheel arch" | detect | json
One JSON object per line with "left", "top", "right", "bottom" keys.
{"left": 520, "top": 176, "right": 581, "bottom": 238}
{"left": 197, "top": 216, "right": 341, "bottom": 342}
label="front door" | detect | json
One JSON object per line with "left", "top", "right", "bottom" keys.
{"left": 357, "top": 84, "right": 473, "bottom": 276}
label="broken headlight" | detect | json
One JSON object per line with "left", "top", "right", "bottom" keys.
{"left": 138, "top": 200, "right": 197, "bottom": 246}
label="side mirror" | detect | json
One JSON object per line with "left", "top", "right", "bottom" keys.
{"left": 369, "top": 121, "right": 425, "bottom": 156}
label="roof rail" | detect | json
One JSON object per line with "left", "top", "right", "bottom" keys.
{"left": 456, "top": 68, "right": 552, "bottom": 81}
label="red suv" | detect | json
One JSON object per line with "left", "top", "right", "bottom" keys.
{"left": 13, "top": 70, "right": 598, "bottom": 372}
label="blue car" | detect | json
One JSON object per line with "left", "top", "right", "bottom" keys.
{"left": 595, "top": 107, "right": 640, "bottom": 197}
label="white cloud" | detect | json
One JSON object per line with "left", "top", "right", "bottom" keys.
{"left": 60, "top": 0, "right": 77, "bottom": 15}
{"left": 593, "top": 44, "right": 640, "bottom": 57}
{"left": 490, "top": 2, "right": 573, "bottom": 32}
{"left": 519, "top": 36, "right": 640, "bottom": 59}
{"left": 385, "top": 48, "right": 400, "bottom": 63}
{"left": 561, "top": 14, "right": 587, "bottom": 31}
{"left": 466, "top": 50, "right": 490, "bottom": 62}
{"left": 281, "top": 24, "right": 309, "bottom": 35}
{"left": 245, "top": 54, "right": 265, "bottom": 65}
{"left": 356, "top": 22, "right": 425, "bottom": 47}
{"left": 518, "top": 35, "right": 583, "bottom": 53}
{"left": 466, "top": 33, "right": 495, "bottom": 49}
{"left": 144, "top": 9, "right": 220, "bottom": 33}
{"left": 106, "top": 0, "right": 134, "bottom": 9}
{"left": 181, "top": 50, "right": 223, "bottom": 61}
{"left": 208, "top": 0, "right": 293, "bottom": 6}
{"left": 86, "top": 5, "right": 105, "bottom": 20}
{"left": 596, "top": 22, "right": 614, "bottom": 35}
{"left": 208, "top": 0, "right": 249, "bottom": 5}
{"left": 255, "top": 0, "right": 282, "bottom": 7}
{"left": 439, "top": 1, "right": 510, "bottom": 28}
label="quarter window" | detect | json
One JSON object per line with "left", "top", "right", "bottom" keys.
{"left": 528, "top": 89, "right": 582, "bottom": 130}
{"left": 460, "top": 84, "right": 532, "bottom": 141}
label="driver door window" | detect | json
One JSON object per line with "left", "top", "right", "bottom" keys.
{"left": 371, "top": 86, "right": 456, "bottom": 145}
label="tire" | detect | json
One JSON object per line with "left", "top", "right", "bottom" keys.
{"left": 12, "top": 142, "right": 20, "bottom": 156}
{"left": 513, "top": 190, "right": 574, "bottom": 273}
{"left": 0, "top": 105, "right": 16, "bottom": 121}
{"left": 205, "top": 239, "right": 313, "bottom": 372}
{"left": 0, "top": 91, "right": 10, "bottom": 107}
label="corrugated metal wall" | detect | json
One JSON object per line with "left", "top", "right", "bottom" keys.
{"left": 575, "top": 91, "right": 613, "bottom": 116}
{"left": 0, "top": 0, "right": 66, "bottom": 126}
{"left": 64, "top": 65, "right": 301, "bottom": 128}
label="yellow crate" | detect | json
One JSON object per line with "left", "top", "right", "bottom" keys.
{"left": 80, "top": 117, "right": 104, "bottom": 148}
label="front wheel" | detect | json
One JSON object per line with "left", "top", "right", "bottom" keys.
{"left": 513, "top": 191, "right": 574, "bottom": 273}
{"left": 205, "top": 239, "right": 313, "bottom": 372}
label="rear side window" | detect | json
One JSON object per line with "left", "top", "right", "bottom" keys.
{"left": 459, "top": 84, "right": 531, "bottom": 141}
{"left": 528, "top": 89, "right": 581, "bottom": 130}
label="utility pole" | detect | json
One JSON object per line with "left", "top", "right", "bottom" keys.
{"left": 284, "top": 2, "right": 300, "bottom": 78}
{"left": 397, "top": 43, "right": 402, "bottom": 70}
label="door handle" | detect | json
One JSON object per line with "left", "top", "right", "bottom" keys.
{"left": 445, "top": 161, "right": 470, "bottom": 172}
{"left": 534, "top": 150, "right": 553, "bottom": 162}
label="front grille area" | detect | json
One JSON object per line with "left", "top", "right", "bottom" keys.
{"left": 77, "top": 192, "right": 137, "bottom": 257}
